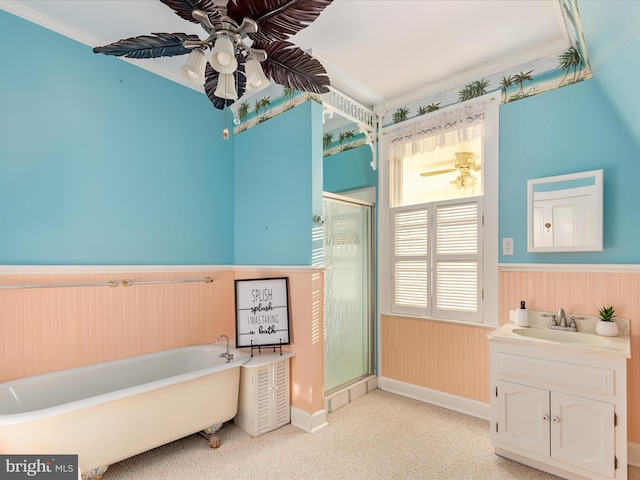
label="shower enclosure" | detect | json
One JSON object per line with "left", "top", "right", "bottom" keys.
{"left": 323, "top": 192, "right": 375, "bottom": 394}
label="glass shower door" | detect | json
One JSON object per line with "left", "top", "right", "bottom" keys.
{"left": 323, "top": 194, "right": 374, "bottom": 393}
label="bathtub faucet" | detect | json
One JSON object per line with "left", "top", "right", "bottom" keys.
{"left": 216, "top": 334, "right": 234, "bottom": 362}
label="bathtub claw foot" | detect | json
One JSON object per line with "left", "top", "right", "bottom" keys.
{"left": 81, "top": 465, "right": 109, "bottom": 480}
{"left": 208, "top": 434, "right": 221, "bottom": 449}
{"left": 202, "top": 422, "right": 224, "bottom": 448}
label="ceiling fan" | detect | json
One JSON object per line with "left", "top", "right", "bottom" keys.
{"left": 420, "top": 152, "right": 480, "bottom": 177}
{"left": 420, "top": 152, "right": 481, "bottom": 189}
{"left": 93, "top": 0, "right": 333, "bottom": 110}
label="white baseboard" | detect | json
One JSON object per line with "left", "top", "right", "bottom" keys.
{"left": 290, "top": 407, "right": 328, "bottom": 433}
{"left": 629, "top": 442, "right": 640, "bottom": 467}
{"left": 378, "top": 376, "right": 490, "bottom": 421}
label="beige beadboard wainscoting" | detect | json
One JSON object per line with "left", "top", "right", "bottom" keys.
{"left": 0, "top": 266, "right": 235, "bottom": 382}
{"left": 0, "top": 265, "right": 326, "bottom": 430}
{"left": 499, "top": 264, "right": 640, "bottom": 465}
{"left": 379, "top": 315, "right": 492, "bottom": 419}
{"left": 233, "top": 266, "right": 327, "bottom": 431}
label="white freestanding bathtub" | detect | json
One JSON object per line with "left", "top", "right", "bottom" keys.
{"left": 0, "top": 343, "right": 250, "bottom": 479}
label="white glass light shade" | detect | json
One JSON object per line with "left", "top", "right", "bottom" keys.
{"left": 450, "top": 172, "right": 477, "bottom": 189}
{"left": 214, "top": 73, "right": 238, "bottom": 100}
{"left": 180, "top": 49, "right": 206, "bottom": 85}
{"left": 210, "top": 36, "right": 238, "bottom": 74}
{"left": 245, "top": 56, "right": 270, "bottom": 91}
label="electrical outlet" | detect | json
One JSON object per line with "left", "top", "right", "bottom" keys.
{"left": 503, "top": 237, "right": 514, "bottom": 256}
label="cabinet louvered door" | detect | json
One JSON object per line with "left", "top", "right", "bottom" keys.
{"left": 274, "top": 359, "right": 290, "bottom": 429}
{"left": 235, "top": 357, "right": 291, "bottom": 437}
{"left": 256, "top": 365, "right": 272, "bottom": 435}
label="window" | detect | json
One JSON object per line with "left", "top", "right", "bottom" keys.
{"left": 380, "top": 94, "right": 499, "bottom": 325}
{"left": 392, "top": 198, "right": 482, "bottom": 322}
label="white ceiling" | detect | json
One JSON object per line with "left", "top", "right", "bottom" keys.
{"left": 3, "top": 0, "right": 569, "bottom": 112}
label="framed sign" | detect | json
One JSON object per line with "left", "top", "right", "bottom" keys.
{"left": 235, "top": 277, "right": 291, "bottom": 348}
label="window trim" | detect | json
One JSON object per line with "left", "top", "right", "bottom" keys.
{"left": 378, "top": 92, "right": 499, "bottom": 327}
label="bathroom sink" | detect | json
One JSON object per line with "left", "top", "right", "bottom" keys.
{"left": 487, "top": 312, "right": 631, "bottom": 358}
{"left": 512, "top": 328, "right": 610, "bottom": 345}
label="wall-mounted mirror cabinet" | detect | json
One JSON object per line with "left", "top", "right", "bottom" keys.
{"left": 527, "top": 169, "right": 603, "bottom": 252}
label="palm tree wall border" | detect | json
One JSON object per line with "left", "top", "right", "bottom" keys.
{"left": 387, "top": 0, "right": 589, "bottom": 126}
{"left": 389, "top": 42, "right": 588, "bottom": 126}
{"left": 233, "top": 87, "right": 323, "bottom": 134}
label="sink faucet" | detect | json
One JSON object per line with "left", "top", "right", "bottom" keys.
{"left": 216, "top": 334, "right": 234, "bottom": 362}
{"left": 542, "top": 308, "right": 577, "bottom": 332}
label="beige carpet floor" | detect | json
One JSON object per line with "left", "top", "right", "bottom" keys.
{"left": 102, "top": 389, "right": 638, "bottom": 480}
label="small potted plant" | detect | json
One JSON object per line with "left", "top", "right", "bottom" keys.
{"left": 596, "top": 305, "right": 619, "bottom": 337}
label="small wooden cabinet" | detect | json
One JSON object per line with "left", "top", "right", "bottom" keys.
{"left": 489, "top": 329, "right": 629, "bottom": 480}
{"left": 234, "top": 353, "right": 294, "bottom": 437}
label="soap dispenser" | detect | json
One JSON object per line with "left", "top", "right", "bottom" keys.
{"left": 516, "top": 301, "right": 530, "bottom": 327}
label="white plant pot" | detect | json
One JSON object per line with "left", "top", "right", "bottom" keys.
{"left": 596, "top": 320, "right": 619, "bottom": 337}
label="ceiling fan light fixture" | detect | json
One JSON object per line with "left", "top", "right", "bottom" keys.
{"left": 248, "top": 48, "right": 267, "bottom": 63}
{"left": 180, "top": 48, "right": 207, "bottom": 85}
{"left": 210, "top": 35, "right": 238, "bottom": 74}
{"left": 214, "top": 73, "right": 238, "bottom": 100}
{"left": 245, "top": 56, "right": 270, "bottom": 91}
{"left": 92, "top": 0, "right": 333, "bottom": 110}
{"left": 236, "top": 18, "right": 258, "bottom": 36}
{"left": 451, "top": 172, "right": 477, "bottom": 190}
{"left": 455, "top": 152, "right": 474, "bottom": 165}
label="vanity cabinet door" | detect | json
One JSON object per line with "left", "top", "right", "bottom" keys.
{"left": 551, "top": 391, "right": 615, "bottom": 478}
{"left": 496, "top": 381, "right": 550, "bottom": 457}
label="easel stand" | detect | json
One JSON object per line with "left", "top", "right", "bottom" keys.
{"left": 250, "top": 339, "right": 284, "bottom": 357}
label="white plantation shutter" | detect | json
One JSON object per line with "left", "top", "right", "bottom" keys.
{"left": 433, "top": 199, "right": 482, "bottom": 321}
{"left": 391, "top": 197, "right": 482, "bottom": 321}
{"left": 392, "top": 208, "right": 429, "bottom": 314}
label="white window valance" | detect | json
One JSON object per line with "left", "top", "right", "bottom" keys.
{"left": 386, "top": 99, "right": 486, "bottom": 159}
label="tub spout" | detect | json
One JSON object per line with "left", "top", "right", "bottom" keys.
{"left": 216, "top": 334, "right": 233, "bottom": 362}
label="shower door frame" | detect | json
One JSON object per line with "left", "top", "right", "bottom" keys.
{"left": 323, "top": 190, "right": 376, "bottom": 395}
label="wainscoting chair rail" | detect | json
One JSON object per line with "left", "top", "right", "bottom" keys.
{"left": 0, "top": 280, "right": 120, "bottom": 290}
{"left": 121, "top": 277, "right": 213, "bottom": 287}
{"left": 0, "top": 277, "right": 214, "bottom": 290}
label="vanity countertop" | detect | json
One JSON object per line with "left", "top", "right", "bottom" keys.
{"left": 487, "top": 311, "right": 631, "bottom": 358}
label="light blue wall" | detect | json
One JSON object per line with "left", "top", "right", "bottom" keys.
{"left": 323, "top": 145, "right": 377, "bottom": 194}
{"left": 0, "top": 10, "right": 234, "bottom": 264}
{"left": 6, "top": 6, "right": 639, "bottom": 268}
{"left": 233, "top": 101, "right": 323, "bottom": 265}
{"left": 579, "top": 1, "right": 640, "bottom": 149}
{"left": 499, "top": 79, "right": 640, "bottom": 263}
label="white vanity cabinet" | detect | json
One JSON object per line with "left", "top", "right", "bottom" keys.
{"left": 234, "top": 353, "right": 294, "bottom": 437}
{"left": 489, "top": 335, "right": 628, "bottom": 480}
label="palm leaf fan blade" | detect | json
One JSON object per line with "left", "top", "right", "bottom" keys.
{"left": 229, "top": 0, "right": 333, "bottom": 43}
{"left": 260, "top": 41, "right": 330, "bottom": 94}
{"left": 93, "top": 33, "right": 200, "bottom": 58}
{"left": 158, "top": 0, "right": 220, "bottom": 23}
